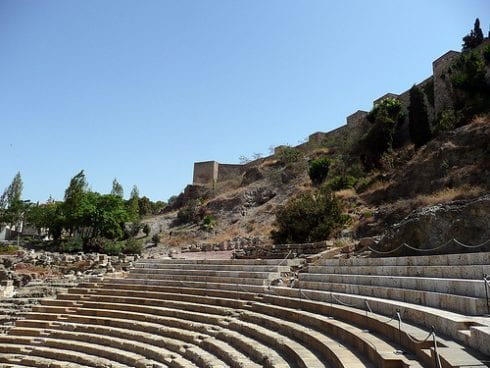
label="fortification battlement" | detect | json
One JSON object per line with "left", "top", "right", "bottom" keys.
{"left": 192, "top": 45, "right": 484, "bottom": 187}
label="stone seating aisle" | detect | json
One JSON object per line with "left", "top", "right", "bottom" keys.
{"left": 0, "top": 256, "right": 488, "bottom": 368}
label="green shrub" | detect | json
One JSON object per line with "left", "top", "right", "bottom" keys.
{"left": 277, "top": 146, "right": 302, "bottom": 164}
{"left": 308, "top": 157, "right": 331, "bottom": 185}
{"left": 201, "top": 214, "right": 217, "bottom": 230}
{"left": 102, "top": 241, "right": 123, "bottom": 256}
{"left": 434, "top": 109, "right": 463, "bottom": 134}
{"left": 0, "top": 244, "right": 19, "bottom": 255}
{"left": 60, "top": 237, "right": 83, "bottom": 253}
{"left": 483, "top": 45, "right": 490, "bottom": 63}
{"left": 326, "top": 175, "right": 357, "bottom": 191}
{"left": 271, "top": 186, "right": 346, "bottom": 243}
{"left": 151, "top": 233, "right": 160, "bottom": 245}
{"left": 355, "top": 177, "right": 372, "bottom": 193}
{"left": 123, "top": 238, "right": 143, "bottom": 255}
{"left": 451, "top": 51, "right": 486, "bottom": 92}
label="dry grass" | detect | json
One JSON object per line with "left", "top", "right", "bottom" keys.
{"left": 473, "top": 113, "right": 490, "bottom": 125}
{"left": 335, "top": 189, "right": 356, "bottom": 200}
{"left": 410, "top": 185, "right": 486, "bottom": 207}
{"left": 361, "top": 178, "right": 392, "bottom": 197}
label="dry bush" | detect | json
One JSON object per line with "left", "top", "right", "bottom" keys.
{"left": 260, "top": 158, "right": 280, "bottom": 168}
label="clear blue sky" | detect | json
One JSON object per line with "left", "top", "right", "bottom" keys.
{"left": 1, "top": 1, "right": 488, "bottom": 202}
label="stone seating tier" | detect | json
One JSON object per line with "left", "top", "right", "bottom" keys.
{"left": 0, "top": 256, "right": 488, "bottom": 368}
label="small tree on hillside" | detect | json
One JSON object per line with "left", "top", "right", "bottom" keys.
{"left": 308, "top": 157, "right": 331, "bottom": 185}
{"left": 359, "top": 97, "right": 404, "bottom": 169}
{"left": 408, "top": 85, "right": 432, "bottom": 148}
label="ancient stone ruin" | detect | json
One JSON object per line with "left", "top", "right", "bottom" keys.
{"left": 0, "top": 251, "right": 489, "bottom": 367}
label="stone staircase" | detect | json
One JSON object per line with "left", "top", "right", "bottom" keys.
{"left": 0, "top": 256, "right": 488, "bottom": 368}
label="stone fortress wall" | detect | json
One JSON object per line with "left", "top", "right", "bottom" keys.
{"left": 193, "top": 45, "right": 478, "bottom": 187}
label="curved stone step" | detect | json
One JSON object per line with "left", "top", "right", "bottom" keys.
{"left": 318, "top": 252, "right": 490, "bottom": 267}
{"left": 274, "top": 286, "right": 490, "bottom": 359}
{"left": 13, "top": 318, "right": 198, "bottom": 368}
{"left": 31, "top": 299, "right": 327, "bottom": 368}
{"left": 134, "top": 263, "right": 291, "bottom": 273}
{"left": 126, "top": 273, "right": 271, "bottom": 285}
{"left": 59, "top": 287, "right": 376, "bottom": 367}
{"left": 298, "top": 273, "right": 487, "bottom": 298}
{"left": 21, "top": 306, "right": 267, "bottom": 368}
{"left": 307, "top": 264, "right": 490, "bottom": 280}
{"left": 9, "top": 327, "right": 170, "bottom": 367}
{"left": 245, "top": 302, "right": 422, "bottom": 368}
{"left": 66, "top": 285, "right": 421, "bottom": 368}
{"left": 0, "top": 337, "right": 130, "bottom": 367}
{"left": 1, "top": 333, "right": 146, "bottom": 368}
{"left": 84, "top": 281, "right": 489, "bottom": 365}
{"left": 0, "top": 353, "right": 92, "bottom": 368}
{"left": 102, "top": 277, "right": 270, "bottom": 292}
{"left": 296, "top": 280, "right": 486, "bottom": 315}
{"left": 53, "top": 289, "right": 372, "bottom": 367}
{"left": 138, "top": 259, "right": 302, "bottom": 266}
{"left": 130, "top": 268, "right": 281, "bottom": 280}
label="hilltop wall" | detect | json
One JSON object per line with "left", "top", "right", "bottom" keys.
{"left": 192, "top": 44, "right": 489, "bottom": 187}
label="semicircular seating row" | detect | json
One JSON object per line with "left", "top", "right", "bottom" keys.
{"left": 0, "top": 253, "right": 489, "bottom": 368}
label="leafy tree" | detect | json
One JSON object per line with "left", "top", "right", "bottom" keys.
{"left": 138, "top": 196, "right": 153, "bottom": 217}
{"left": 151, "top": 200, "right": 167, "bottom": 214}
{"left": 86, "top": 193, "right": 129, "bottom": 240}
{"left": 63, "top": 170, "right": 88, "bottom": 235}
{"left": 111, "top": 178, "right": 124, "bottom": 198}
{"left": 308, "top": 157, "right": 331, "bottom": 185}
{"left": 462, "top": 18, "right": 485, "bottom": 51}
{"left": 271, "top": 186, "right": 344, "bottom": 243}
{"left": 26, "top": 201, "right": 64, "bottom": 240}
{"left": 408, "top": 85, "right": 432, "bottom": 147}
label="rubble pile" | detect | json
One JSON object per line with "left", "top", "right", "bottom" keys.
{"left": 0, "top": 249, "right": 139, "bottom": 334}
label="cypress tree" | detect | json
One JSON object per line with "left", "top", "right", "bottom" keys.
{"left": 408, "top": 85, "right": 432, "bottom": 148}
{"left": 463, "top": 18, "right": 484, "bottom": 51}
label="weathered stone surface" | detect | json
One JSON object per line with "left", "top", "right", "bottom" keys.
{"left": 377, "top": 195, "right": 490, "bottom": 255}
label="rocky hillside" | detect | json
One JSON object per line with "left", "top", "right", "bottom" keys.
{"left": 143, "top": 114, "right": 490, "bottom": 257}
